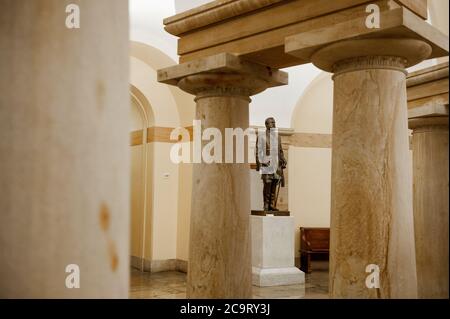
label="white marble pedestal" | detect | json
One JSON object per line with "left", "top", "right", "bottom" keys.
{"left": 251, "top": 215, "right": 305, "bottom": 287}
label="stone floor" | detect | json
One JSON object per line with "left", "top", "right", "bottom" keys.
{"left": 129, "top": 261, "right": 329, "bottom": 299}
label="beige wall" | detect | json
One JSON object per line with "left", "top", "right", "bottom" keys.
{"left": 429, "top": 0, "right": 449, "bottom": 64}
{"left": 151, "top": 142, "right": 180, "bottom": 260}
{"left": 429, "top": 0, "right": 449, "bottom": 36}
{"left": 289, "top": 147, "right": 332, "bottom": 256}
{"left": 129, "top": 43, "right": 195, "bottom": 267}
{"left": 176, "top": 159, "right": 193, "bottom": 261}
{"left": 289, "top": 72, "right": 333, "bottom": 257}
{"left": 144, "top": 144, "right": 154, "bottom": 261}
{"left": 130, "top": 145, "right": 145, "bottom": 257}
{"left": 130, "top": 57, "right": 180, "bottom": 127}
{"left": 291, "top": 73, "right": 333, "bottom": 134}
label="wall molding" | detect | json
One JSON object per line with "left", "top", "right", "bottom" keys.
{"left": 288, "top": 132, "right": 332, "bottom": 148}
{"left": 130, "top": 126, "right": 193, "bottom": 146}
{"left": 249, "top": 132, "right": 332, "bottom": 170}
{"left": 130, "top": 256, "right": 188, "bottom": 273}
{"left": 147, "top": 126, "right": 193, "bottom": 144}
{"left": 249, "top": 128, "right": 332, "bottom": 148}
{"left": 130, "top": 129, "right": 144, "bottom": 146}
{"left": 130, "top": 255, "right": 152, "bottom": 272}
{"left": 132, "top": 127, "right": 332, "bottom": 148}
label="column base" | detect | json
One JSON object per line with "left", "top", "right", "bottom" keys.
{"left": 252, "top": 266, "right": 305, "bottom": 287}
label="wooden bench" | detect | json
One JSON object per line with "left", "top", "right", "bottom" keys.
{"left": 299, "top": 227, "right": 330, "bottom": 273}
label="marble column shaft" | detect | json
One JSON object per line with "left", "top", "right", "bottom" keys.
{"left": 410, "top": 117, "right": 449, "bottom": 298}
{"left": 178, "top": 73, "right": 269, "bottom": 298}
{"left": 329, "top": 55, "right": 418, "bottom": 298}
{"left": 284, "top": 7, "right": 448, "bottom": 296}
{"left": 158, "top": 53, "right": 287, "bottom": 299}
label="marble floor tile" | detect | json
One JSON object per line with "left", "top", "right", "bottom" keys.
{"left": 129, "top": 261, "right": 329, "bottom": 299}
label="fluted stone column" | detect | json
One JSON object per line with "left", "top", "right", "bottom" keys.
{"left": 0, "top": 0, "right": 130, "bottom": 298}
{"left": 158, "top": 53, "right": 287, "bottom": 298}
{"left": 409, "top": 115, "right": 449, "bottom": 298}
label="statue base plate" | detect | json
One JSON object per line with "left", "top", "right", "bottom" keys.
{"left": 251, "top": 210, "right": 290, "bottom": 216}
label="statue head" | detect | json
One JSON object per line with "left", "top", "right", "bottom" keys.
{"left": 264, "top": 117, "right": 276, "bottom": 130}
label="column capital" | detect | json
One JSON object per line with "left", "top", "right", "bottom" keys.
{"left": 332, "top": 55, "right": 409, "bottom": 76}
{"left": 408, "top": 104, "right": 449, "bottom": 130}
{"left": 157, "top": 52, "right": 288, "bottom": 98}
{"left": 285, "top": 7, "right": 449, "bottom": 73}
{"left": 312, "top": 39, "right": 430, "bottom": 75}
{"left": 407, "top": 61, "right": 449, "bottom": 108}
{"left": 178, "top": 73, "right": 268, "bottom": 101}
{"left": 407, "top": 62, "right": 449, "bottom": 130}
{"left": 409, "top": 116, "right": 448, "bottom": 131}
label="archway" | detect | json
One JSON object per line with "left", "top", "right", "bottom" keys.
{"left": 130, "top": 85, "right": 154, "bottom": 272}
{"left": 128, "top": 41, "right": 196, "bottom": 278}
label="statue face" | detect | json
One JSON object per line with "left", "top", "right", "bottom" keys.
{"left": 265, "top": 118, "right": 276, "bottom": 129}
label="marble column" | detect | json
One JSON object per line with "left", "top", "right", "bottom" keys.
{"left": 0, "top": 0, "right": 130, "bottom": 298}
{"left": 295, "top": 39, "right": 435, "bottom": 298}
{"left": 158, "top": 54, "right": 287, "bottom": 298}
{"left": 285, "top": 4, "right": 448, "bottom": 297}
{"left": 181, "top": 74, "right": 265, "bottom": 298}
{"left": 329, "top": 54, "right": 416, "bottom": 299}
{"left": 409, "top": 115, "right": 449, "bottom": 298}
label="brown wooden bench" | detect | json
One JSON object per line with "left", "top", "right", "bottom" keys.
{"left": 299, "top": 227, "right": 330, "bottom": 273}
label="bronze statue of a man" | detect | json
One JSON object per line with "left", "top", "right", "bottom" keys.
{"left": 255, "top": 117, "right": 286, "bottom": 211}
